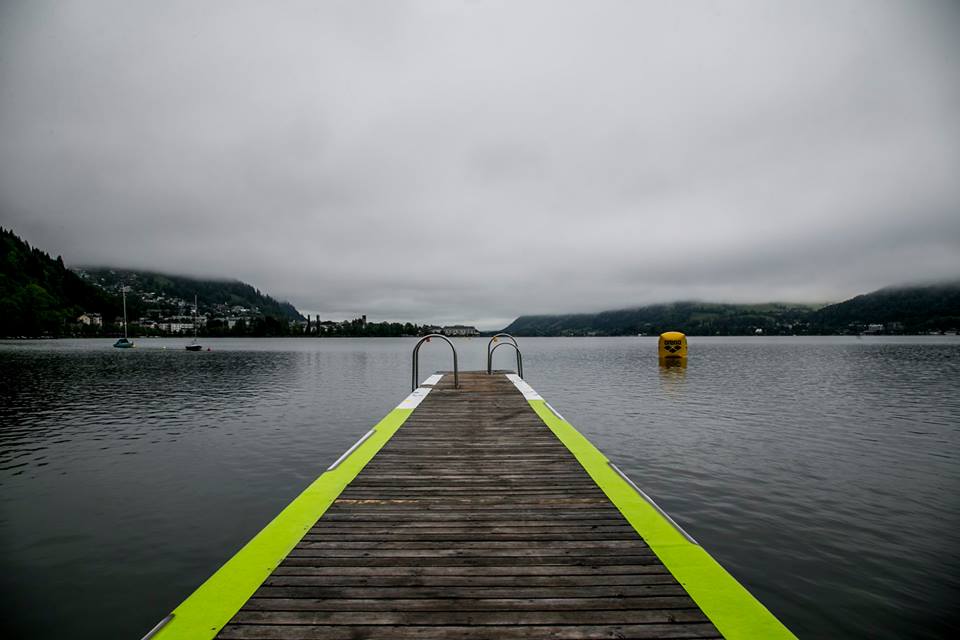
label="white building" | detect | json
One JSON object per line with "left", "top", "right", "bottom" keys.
{"left": 159, "top": 321, "right": 195, "bottom": 333}
{"left": 442, "top": 325, "right": 480, "bottom": 337}
{"left": 77, "top": 313, "right": 103, "bottom": 327}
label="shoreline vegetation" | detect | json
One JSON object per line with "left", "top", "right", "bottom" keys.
{"left": 3, "top": 227, "right": 958, "bottom": 339}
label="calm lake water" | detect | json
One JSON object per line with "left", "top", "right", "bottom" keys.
{"left": 1, "top": 336, "right": 958, "bottom": 639}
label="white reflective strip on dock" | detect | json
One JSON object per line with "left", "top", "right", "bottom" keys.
{"left": 327, "top": 429, "right": 376, "bottom": 471}
{"left": 421, "top": 374, "right": 444, "bottom": 386}
{"left": 506, "top": 373, "right": 542, "bottom": 400}
{"left": 545, "top": 401, "right": 566, "bottom": 421}
{"left": 140, "top": 613, "right": 174, "bottom": 640}
{"left": 397, "top": 386, "right": 432, "bottom": 409}
{"left": 508, "top": 373, "right": 695, "bottom": 545}
{"left": 608, "top": 462, "right": 699, "bottom": 545}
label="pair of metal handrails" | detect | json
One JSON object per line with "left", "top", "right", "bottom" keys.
{"left": 410, "top": 332, "right": 524, "bottom": 391}
{"left": 486, "top": 333, "right": 522, "bottom": 378}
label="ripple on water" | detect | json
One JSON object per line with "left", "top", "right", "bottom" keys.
{"left": 1, "top": 336, "right": 959, "bottom": 639}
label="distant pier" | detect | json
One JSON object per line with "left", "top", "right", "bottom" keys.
{"left": 148, "top": 370, "right": 793, "bottom": 640}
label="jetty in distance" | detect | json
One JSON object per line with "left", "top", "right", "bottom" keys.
{"left": 145, "top": 336, "right": 794, "bottom": 640}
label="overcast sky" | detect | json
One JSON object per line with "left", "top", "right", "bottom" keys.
{"left": 1, "top": 1, "right": 958, "bottom": 328}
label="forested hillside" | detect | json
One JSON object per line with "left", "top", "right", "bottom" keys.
{"left": 504, "top": 302, "right": 818, "bottom": 336}
{"left": 503, "top": 283, "right": 960, "bottom": 336}
{"left": 1, "top": 227, "right": 304, "bottom": 337}
{"left": 809, "top": 282, "right": 960, "bottom": 333}
{"left": 0, "top": 228, "right": 119, "bottom": 336}
{"left": 78, "top": 268, "right": 303, "bottom": 321}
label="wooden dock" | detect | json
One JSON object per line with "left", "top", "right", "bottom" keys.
{"left": 151, "top": 371, "right": 794, "bottom": 640}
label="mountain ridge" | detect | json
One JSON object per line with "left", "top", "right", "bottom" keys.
{"left": 1, "top": 227, "right": 304, "bottom": 336}
{"left": 502, "top": 282, "right": 960, "bottom": 336}
{"left": 76, "top": 267, "right": 303, "bottom": 322}
{"left": 5, "top": 226, "right": 957, "bottom": 338}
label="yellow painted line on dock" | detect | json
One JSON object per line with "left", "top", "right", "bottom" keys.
{"left": 148, "top": 380, "right": 438, "bottom": 640}
{"left": 511, "top": 375, "right": 796, "bottom": 640}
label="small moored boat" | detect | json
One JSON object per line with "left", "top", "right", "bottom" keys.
{"left": 185, "top": 294, "right": 202, "bottom": 351}
{"left": 112, "top": 286, "right": 134, "bottom": 348}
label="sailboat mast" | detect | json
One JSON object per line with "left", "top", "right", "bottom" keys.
{"left": 194, "top": 295, "right": 198, "bottom": 339}
{"left": 122, "top": 286, "right": 128, "bottom": 338}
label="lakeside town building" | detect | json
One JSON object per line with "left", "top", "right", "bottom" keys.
{"left": 76, "top": 313, "right": 102, "bottom": 327}
{"left": 442, "top": 325, "right": 480, "bottom": 337}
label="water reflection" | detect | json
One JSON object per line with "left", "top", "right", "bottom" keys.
{"left": 1, "top": 336, "right": 959, "bottom": 640}
{"left": 658, "top": 361, "right": 688, "bottom": 397}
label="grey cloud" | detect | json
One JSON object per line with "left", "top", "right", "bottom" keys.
{"left": 1, "top": 0, "right": 958, "bottom": 328}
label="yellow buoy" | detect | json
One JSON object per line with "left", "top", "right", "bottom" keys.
{"left": 658, "top": 331, "right": 687, "bottom": 366}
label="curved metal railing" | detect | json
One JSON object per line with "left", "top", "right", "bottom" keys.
{"left": 412, "top": 334, "right": 459, "bottom": 391}
{"left": 488, "top": 341, "right": 523, "bottom": 378}
{"left": 486, "top": 333, "right": 518, "bottom": 373}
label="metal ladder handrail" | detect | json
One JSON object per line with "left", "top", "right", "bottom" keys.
{"left": 486, "top": 333, "right": 518, "bottom": 373}
{"left": 488, "top": 341, "right": 523, "bottom": 378}
{"left": 412, "top": 334, "right": 459, "bottom": 391}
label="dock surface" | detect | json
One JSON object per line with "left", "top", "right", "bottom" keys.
{"left": 155, "top": 370, "right": 794, "bottom": 640}
{"left": 217, "top": 372, "right": 719, "bottom": 639}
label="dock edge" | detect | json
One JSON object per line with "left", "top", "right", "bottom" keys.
{"left": 507, "top": 374, "right": 797, "bottom": 640}
{"left": 145, "top": 377, "right": 441, "bottom": 640}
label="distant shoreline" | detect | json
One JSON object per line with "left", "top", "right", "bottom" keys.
{"left": 4, "top": 333, "right": 958, "bottom": 341}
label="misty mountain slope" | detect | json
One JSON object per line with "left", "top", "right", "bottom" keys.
{"left": 503, "top": 283, "right": 960, "bottom": 336}
{"left": 77, "top": 268, "right": 303, "bottom": 321}
{"left": 810, "top": 282, "right": 960, "bottom": 331}
{"left": 1, "top": 227, "right": 306, "bottom": 336}
{"left": 504, "top": 302, "right": 818, "bottom": 336}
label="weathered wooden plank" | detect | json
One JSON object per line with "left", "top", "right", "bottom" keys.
{"left": 334, "top": 492, "right": 609, "bottom": 498}
{"left": 303, "top": 529, "right": 644, "bottom": 543}
{"left": 344, "top": 475, "right": 596, "bottom": 481}
{"left": 336, "top": 491, "right": 609, "bottom": 499}
{"left": 294, "top": 539, "right": 651, "bottom": 550}
{"left": 262, "top": 574, "right": 676, "bottom": 588}
{"left": 307, "top": 524, "right": 639, "bottom": 533}
{"left": 315, "top": 511, "right": 627, "bottom": 521}
{"left": 306, "top": 528, "right": 638, "bottom": 537}
{"left": 252, "top": 585, "right": 694, "bottom": 600}
{"left": 330, "top": 498, "right": 613, "bottom": 508}
{"left": 270, "top": 564, "right": 673, "bottom": 577}
{"left": 349, "top": 480, "right": 596, "bottom": 487}
{"left": 242, "top": 596, "right": 698, "bottom": 611}
{"left": 278, "top": 555, "right": 666, "bottom": 567}
{"left": 229, "top": 609, "right": 710, "bottom": 625}
{"left": 217, "top": 623, "right": 722, "bottom": 639}
{"left": 286, "top": 546, "right": 656, "bottom": 559}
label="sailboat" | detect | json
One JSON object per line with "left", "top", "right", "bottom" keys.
{"left": 113, "top": 286, "right": 134, "bottom": 348}
{"left": 185, "top": 294, "right": 202, "bottom": 351}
